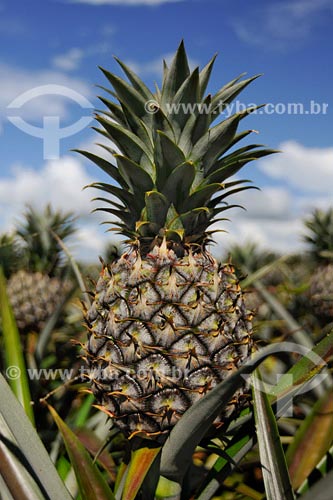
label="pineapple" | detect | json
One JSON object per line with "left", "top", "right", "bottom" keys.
{"left": 7, "top": 270, "right": 69, "bottom": 333}
{"left": 304, "top": 208, "right": 333, "bottom": 321}
{"left": 309, "top": 264, "right": 333, "bottom": 319}
{"left": 81, "top": 42, "right": 275, "bottom": 439}
{"left": 7, "top": 205, "right": 76, "bottom": 333}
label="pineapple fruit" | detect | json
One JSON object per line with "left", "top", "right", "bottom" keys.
{"left": 309, "top": 264, "right": 333, "bottom": 319}
{"left": 82, "top": 42, "right": 275, "bottom": 439}
{"left": 6, "top": 205, "right": 75, "bottom": 333}
{"left": 7, "top": 270, "right": 68, "bottom": 333}
{"left": 304, "top": 208, "right": 333, "bottom": 321}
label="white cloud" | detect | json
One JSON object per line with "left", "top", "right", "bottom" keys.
{"left": 51, "top": 41, "right": 114, "bottom": 72}
{"left": 52, "top": 48, "right": 84, "bottom": 71}
{"left": 233, "top": 0, "right": 333, "bottom": 48}
{"left": 0, "top": 62, "right": 93, "bottom": 129}
{"left": 72, "top": 226, "right": 114, "bottom": 262}
{"left": 233, "top": 187, "right": 292, "bottom": 220}
{"left": 70, "top": 0, "right": 182, "bottom": 5}
{"left": 258, "top": 141, "right": 333, "bottom": 193}
{"left": 1, "top": 138, "right": 332, "bottom": 259}
{"left": 211, "top": 186, "right": 300, "bottom": 254}
{"left": 0, "top": 157, "right": 91, "bottom": 220}
{"left": 0, "top": 157, "right": 113, "bottom": 262}
{"left": 213, "top": 217, "right": 304, "bottom": 255}
{"left": 211, "top": 140, "right": 333, "bottom": 254}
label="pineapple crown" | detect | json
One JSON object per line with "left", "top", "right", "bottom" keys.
{"left": 304, "top": 207, "right": 333, "bottom": 263}
{"left": 227, "top": 241, "right": 279, "bottom": 273}
{"left": 78, "top": 41, "right": 276, "bottom": 253}
{"left": 0, "top": 233, "right": 23, "bottom": 279}
{"left": 16, "top": 204, "right": 77, "bottom": 276}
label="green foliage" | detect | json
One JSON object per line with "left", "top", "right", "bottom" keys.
{"left": 0, "top": 234, "right": 22, "bottom": 279}
{"left": 286, "top": 389, "right": 333, "bottom": 490}
{"left": 0, "top": 268, "right": 34, "bottom": 424}
{"left": 0, "top": 372, "right": 72, "bottom": 500}
{"left": 1, "top": 322, "right": 332, "bottom": 499}
{"left": 49, "top": 404, "right": 115, "bottom": 500}
{"left": 1, "top": 232, "right": 333, "bottom": 499}
{"left": 227, "top": 241, "right": 280, "bottom": 275}
{"left": 15, "top": 204, "right": 77, "bottom": 276}
{"left": 304, "top": 208, "right": 333, "bottom": 263}
{"left": 252, "top": 369, "right": 294, "bottom": 500}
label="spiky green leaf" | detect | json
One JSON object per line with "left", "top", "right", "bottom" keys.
{"left": 114, "top": 57, "right": 154, "bottom": 100}
{"left": 252, "top": 369, "right": 295, "bottom": 500}
{"left": 94, "top": 118, "right": 152, "bottom": 167}
{"left": 115, "top": 155, "right": 154, "bottom": 194}
{"left": 160, "top": 344, "right": 284, "bottom": 482}
{"left": 171, "top": 68, "right": 200, "bottom": 128}
{"left": 0, "top": 373, "right": 71, "bottom": 500}
{"left": 145, "top": 191, "right": 169, "bottom": 227}
{"left": 181, "top": 183, "right": 221, "bottom": 212}
{"left": 210, "top": 74, "right": 261, "bottom": 115}
{"left": 155, "top": 130, "right": 186, "bottom": 189}
{"left": 190, "top": 113, "right": 241, "bottom": 172}
{"left": 0, "top": 268, "right": 34, "bottom": 424}
{"left": 100, "top": 67, "right": 148, "bottom": 118}
{"left": 48, "top": 404, "right": 114, "bottom": 500}
{"left": 120, "top": 443, "right": 161, "bottom": 500}
{"left": 198, "top": 54, "right": 217, "bottom": 99}
{"left": 161, "top": 40, "right": 190, "bottom": 104}
{"left": 75, "top": 149, "right": 127, "bottom": 188}
{"left": 162, "top": 162, "right": 196, "bottom": 208}
{"left": 286, "top": 389, "right": 333, "bottom": 490}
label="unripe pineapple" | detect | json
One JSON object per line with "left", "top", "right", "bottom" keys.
{"left": 6, "top": 205, "right": 76, "bottom": 333}
{"left": 7, "top": 270, "right": 70, "bottom": 333}
{"left": 81, "top": 42, "right": 275, "bottom": 439}
{"left": 304, "top": 208, "right": 333, "bottom": 322}
{"left": 309, "top": 264, "right": 333, "bottom": 319}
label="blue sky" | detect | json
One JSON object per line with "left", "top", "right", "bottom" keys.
{"left": 0, "top": 0, "right": 332, "bottom": 260}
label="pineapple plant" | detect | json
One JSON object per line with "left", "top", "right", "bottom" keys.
{"left": 1, "top": 42, "right": 332, "bottom": 500}
{"left": 80, "top": 41, "right": 276, "bottom": 440}
{"left": 0, "top": 233, "right": 22, "bottom": 279}
{"left": 6, "top": 205, "right": 76, "bottom": 333}
{"left": 226, "top": 241, "right": 281, "bottom": 313}
{"left": 304, "top": 208, "right": 333, "bottom": 321}
{"left": 226, "top": 242, "right": 280, "bottom": 282}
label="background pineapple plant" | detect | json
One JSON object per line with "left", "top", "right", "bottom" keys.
{"left": 6, "top": 205, "right": 76, "bottom": 333}
{"left": 304, "top": 207, "right": 333, "bottom": 323}
{"left": 0, "top": 233, "right": 22, "bottom": 279}
{"left": 80, "top": 41, "right": 276, "bottom": 439}
{"left": 225, "top": 241, "right": 282, "bottom": 314}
